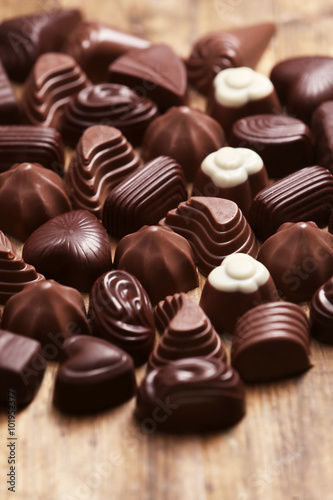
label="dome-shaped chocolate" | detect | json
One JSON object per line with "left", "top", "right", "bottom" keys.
{"left": 310, "top": 276, "right": 333, "bottom": 343}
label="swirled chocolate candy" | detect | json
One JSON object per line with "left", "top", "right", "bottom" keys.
{"left": 135, "top": 358, "right": 245, "bottom": 432}
{"left": 141, "top": 106, "right": 225, "bottom": 181}
{"left": 0, "top": 126, "right": 64, "bottom": 175}
{"left": 0, "top": 231, "right": 44, "bottom": 305}
{"left": 108, "top": 44, "right": 187, "bottom": 112}
{"left": 103, "top": 156, "right": 187, "bottom": 239}
{"left": 2, "top": 280, "right": 89, "bottom": 360}
{"left": 89, "top": 270, "right": 155, "bottom": 366}
{"left": 207, "top": 67, "right": 281, "bottom": 138}
{"left": 0, "top": 60, "right": 20, "bottom": 124}
{"left": 0, "top": 331, "right": 46, "bottom": 407}
{"left": 311, "top": 101, "right": 333, "bottom": 173}
{"left": 148, "top": 293, "right": 226, "bottom": 371}
{"left": 193, "top": 147, "right": 268, "bottom": 216}
{"left": 160, "top": 197, "right": 256, "bottom": 276}
{"left": 154, "top": 292, "right": 190, "bottom": 333}
{"left": 0, "top": 163, "right": 71, "bottom": 241}
{"left": 231, "top": 302, "right": 311, "bottom": 382}
{"left": 200, "top": 253, "right": 278, "bottom": 335}
{"left": 114, "top": 226, "right": 198, "bottom": 304}
{"left": 66, "top": 125, "right": 141, "bottom": 218}
{"left": 310, "top": 277, "right": 333, "bottom": 343}
{"left": 62, "top": 83, "right": 159, "bottom": 148}
{"left": 21, "top": 53, "right": 89, "bottom": 128}
{"left": 63, "top": 21, "right": 151, "bottom": 82}
{"left": 270, "top": 56, "right": 333, "bottom": 124}
{"left": 23, "top": 210, "right": 112, "bottom": 292}
{"left": 0, "top": 9, "right": 82, "bottom": 82}
{"left": 53, "top": 335, "right": 136, "bottom": 413}
{"left": 186, "top": 22, "right": 275, "bottom": 95}
{"left": 229, "top": 114, "right": 314, "bottom": 178}
{"left": 258, "top": 222, "right": 333, "bottom": 303}
{"left": 249, "top": 166, "right": 333, "bottom": 241}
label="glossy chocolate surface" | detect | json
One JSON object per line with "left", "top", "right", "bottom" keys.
{"left": 160, "top": 197, "right": 256, "bottom": 276}
{"left": 0, "top": 60, "right": 21, "bottom": 124}
{"left": 258, "top": 222, "right": 333, "bottom": 303}
{"left": 66, "top": 125, "right": 141, "bottom": 218}
{"left": 310, "top": 276, "right": 333, "bottom": 344}
{"left": 23, "top": 210, "right": 112, "bottom": 293}
{"left": 89, "top": 270, "right": 155, "bottom": 367}
{"left": 103, "top": 156, "right": 187, "bottom": 239}
{"left": 231, "top": 302, "right": 311, "bottom": 382}
{"left": 108, "top": 44, "right": 187, "bottom": 111}
{"left": 135, "top": 358, "right": 246, "bottom": 432}
{"left": 142, "top": 106, "right": 225, "bottom": 181}
{"left": 53, "top": 335, "right": 136, "bottom": 413}
{"left": 311, "top": 100, "right": 333, "bottom": 173}
{"left": 0, "top": 163, "right": 71, "bottom": 241}
{"left": 114, "top": 225, "right": 198, "bottom": 304}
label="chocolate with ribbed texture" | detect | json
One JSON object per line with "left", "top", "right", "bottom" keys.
{"left": 0, "top": 60, "right": 20, "bottom": 124}
{"left": 311, "top": 101, "right": 333, "bottom": 173}
{"left": 154, "top": 292, "right": 191, "bottom": 333}
{"left": 310, "top": 276, "right": 333, "bottom": 344}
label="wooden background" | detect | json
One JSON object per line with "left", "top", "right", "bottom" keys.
{"left": 1, "top": 0, "right": 333, "bottom": 499}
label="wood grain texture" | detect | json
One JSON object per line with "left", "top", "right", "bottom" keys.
{"left": 1, "top": 1, "right": 333, "bottom": 499}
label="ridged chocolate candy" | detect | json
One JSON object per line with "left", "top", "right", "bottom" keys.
{"left": 142, "top": 106, "right": 225, "bottom": 181}
{"left": 103, "top": 156, "right": 187, "bottom": 239}
{"left": 109, "top": 44, "right": 187, "bottom": 112}
{"left": 114, "top": 225, "right": 198, "bottom": 304}
{"left": 311, "top": 101, "right": 333, "bottom": 173}
{"left": 310, "top": 277, "right": 333, "bottom": 344}
{"left": 66, "top": 125, "right": 141, "bottom": 218}
{"left": 229, "top": 114, "right": 314, "bottom": 178}
{"left": 62, "top": 83, "right": 159, "bottom": 148}
{"left": 2, "top": 280, "right": 89, "bottom": 360}
{"left": 200, "top": 253, "right": 279, "bottom": 335}
{"left": 186, "top": 22, "right": 275, "bottom": 95}
{"left": 23, "top": 210, "right": 112, "bottom": 293}
{"left": 0, "top": 60, "right": 20, "bottom": 124}
{"left": 0, "top": 231, "right": 44, "bottom": 305}
{"left": 135, "top": 358, "right": 246, "bottom": 432}
{"left": 160, "top": 197, "right": 256, "bottom": 276}
{"left": 53, "top": 335, "right": 136, "bottom": 413}
{"left": 0, "top": 9, "right": 82, "bottom": 82}
{"left": 89, "top": 270, "right": 155, "bottom": 366}
{"left": 231, "top": 302, "right": 312, "bottom": 382}
{"left": 0, "top": 163, "right": 71, "bottom": 241}
{"left": 258, "top": 222, "right": 333, "bottom": 303}
{"left": 249, "top": 166, "right": 333, "bottom": 241}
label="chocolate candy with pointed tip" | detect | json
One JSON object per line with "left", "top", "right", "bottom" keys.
{"left": 310, "top": 276, "right": 333, "bottom": 344}
{"left": 0, "top": 60, "right": 21, "bottom": 124}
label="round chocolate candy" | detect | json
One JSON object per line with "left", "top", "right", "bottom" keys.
{"left": 310, "top": 276, "right": 333, "bottom": 344}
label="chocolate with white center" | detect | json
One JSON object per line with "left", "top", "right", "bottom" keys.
{"left": 310, "top": 276, "right": 333, "bottom": 344}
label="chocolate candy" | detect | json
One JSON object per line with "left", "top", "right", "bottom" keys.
{"left": 63, "top": 21, "right": 151, "bottom": 82}
{"left": 200, "top": 253, "right": 278, "bottom": 335}
{"left": 23, "top": 210, "right": 112, "bottom": 293}
{"left": 257, "top": 222, "right": 333, "bottom": 303}
{"left": 21, "top": 53, "right": 89, "bottom": 128}
{"left": 148, "top": 293, "right": 226, "bottom": 371}
{"left": 229, "top": 114, "right": 314, "bottom": 178}
{"left": 160, "top": 197, "right": 256, "bottom": 276}
{"left": 2, "top": 280, "right": 89, "bottom": 360}
{"left": 207, "top": 67, "right": 281, "bottom": 138}
{"left": 62, "top": 83, "right": 159, "bottom": 148}
{"left": 231, "top": 302, "right": 312, "bottom": 382}
{"left": 0, "top": 9, "right": 82, "bottom": 82}
{"left": 249, "top": 166, "right": 333, "bottom": 241}
{"left": 270, "top": 56, "right": 333, "bottom": 124}
{"left": 310, "top": 277, "right": 333, "bottom": 344}
{"left": 0, "top": 163, "right": 71, "bottom": 241}
{"left": 0, "top": 330, "right": 46, "bottom": 407}
{"left": 114, "top": 226, "right": 198, "bottom": 304}
{"left": 108, "top": 44, "right": 187, "bottom": 112}
{"left": 66, "top": 125, "right": 141, "bottom": 218}
{"left": 193, "top": 147, "right": 268, "bottom": 216}
{"left": 311, "top": 101, "right": 333, "bottom": 173}
{"left": 89, "top": 270, "right": 155, "bottom": 366}
{"left": 135, "top": 358, "right": 246, "bottom": 432}
{"left": 53, "top": 335, "right": 136, "bottom": 413}
{"left": 0, "top": 126, "right": 64, "bottom": 175}
{"left": 103, "top": 156, "right": 187, "bottom": 239}
{"left": 0, "top": 60, "right": 20, "bottom": 124}
{"left": 186, "top": 22, "right": 276, "bottom": 95}
{"left": 142, "top": 106, "right": 225, "bottom": 181}
{"left": 0, "top": 230, "right": 44, "bottom": 305}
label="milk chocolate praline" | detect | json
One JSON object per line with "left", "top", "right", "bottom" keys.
{"left": 310, "top": 276, "right": 333, "bottom": 344}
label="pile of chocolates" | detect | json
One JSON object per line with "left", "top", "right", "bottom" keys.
{"left": 2, "top": 8, "right": 333, "bottom": 434}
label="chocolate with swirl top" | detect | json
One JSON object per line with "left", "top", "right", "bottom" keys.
{"left": 310, "top": 277, "right": 333, "bottom": 344}
{"left": 135, "top": 358, "right": 246, "bottom": 432}
{"left": 0, "top": 60, "right": 20, "bottom": 124}
{"left": 89, "top": 270, "right": 155, "bottom": 367}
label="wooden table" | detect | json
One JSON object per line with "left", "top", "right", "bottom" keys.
{"left": 1, "top": 1, "right": 333, "bottom": 499}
